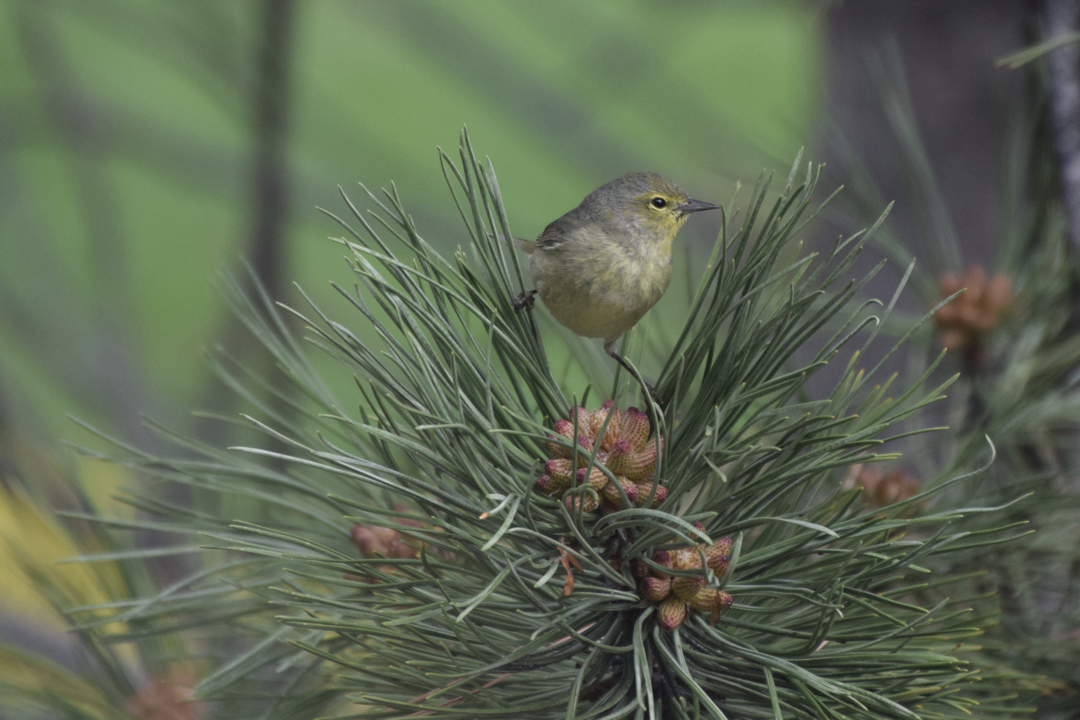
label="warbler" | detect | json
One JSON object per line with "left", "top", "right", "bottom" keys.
{"left": 514, "top": 172, "right": 718, "bottom": 373}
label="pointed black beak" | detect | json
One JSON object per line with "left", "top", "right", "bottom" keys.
{"left": 680, "top": 199, "right": 720, "bottom": 215}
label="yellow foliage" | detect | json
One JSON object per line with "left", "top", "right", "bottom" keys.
{"left": 0, "top": 645, "right": 116, "bottom": 719}
{"left": 0, "top": 447, "right": 132, "bottom": 646}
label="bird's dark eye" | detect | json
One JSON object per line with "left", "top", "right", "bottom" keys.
{"left": 650, "top": 197, "right": 667, "bottom": 208}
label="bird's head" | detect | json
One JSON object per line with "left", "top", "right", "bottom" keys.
{"left": 588, "top": 172, "right": 719, "bottom": 247}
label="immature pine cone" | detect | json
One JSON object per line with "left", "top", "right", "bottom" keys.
{"left": 634, "top": 528, "right": 734, "bottom": 630}
{"left": 348, "top": 510, "right": 433, "bottom": 581}
{"left": 934, "top": 266, "right": 1013, "bottom": 351}
{"left": 843, "top": 463, "right": 922, "bottom": 510}
{"left": 535, "top": 401, "right": 667, "bottom": 512}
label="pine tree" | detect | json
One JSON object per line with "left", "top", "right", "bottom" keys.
{"left": 62, "top": 132, "right": 1024, "bottom": 719}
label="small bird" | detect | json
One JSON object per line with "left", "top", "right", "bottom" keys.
{"left": 514, "top": 172, "right": 718, "bottom": 376}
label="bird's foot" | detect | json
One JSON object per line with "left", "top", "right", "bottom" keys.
{"left": 644, "top": 382, "right": 664, "bottom": 410}
{"left": 513, "top": 289, "right": 538, "bottom": 312}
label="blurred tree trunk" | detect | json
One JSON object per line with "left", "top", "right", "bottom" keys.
{"left": 824, "top": 0, "right": 1028, "bottom": 268}
{"left": 194, "top": 0, "right": 297, "bottom": 468}
{"left": 247, "top": 0, "right": 295, "bottom": 302}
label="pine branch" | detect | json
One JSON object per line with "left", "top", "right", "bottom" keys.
{"left": 70, "top": 130, "right": 1024, "bottom": 719}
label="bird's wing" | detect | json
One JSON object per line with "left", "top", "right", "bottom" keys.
{"left": 534, "top": 220, "right": 568, "bottom": 251}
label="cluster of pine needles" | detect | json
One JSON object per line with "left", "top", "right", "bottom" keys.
{"left": 60, "top": 132, "right": 1034, "bottom": 719}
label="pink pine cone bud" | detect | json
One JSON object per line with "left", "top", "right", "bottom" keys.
{"left": 632, "top": 481, "right": 667, "bottom": 508}
{"left": 565, "top": 494, "right": 599, "bottom": 513}
{"left": 545, "top": 458, "right": 574, "bottom": 484}
{"left": 590, "top": 405, "right": 621, "bottom": 451}
{"left": 601, "top": 477, "right": 638, "bottom": 509}
{"left": 619, "top": 407, "right": 651, "bottom": 451}
{"left": 705, "top": 537, "right": 732, "bottom": 576}
{"left": 568, "top": 407, "right": 589, "bottom": 429}
{"left": 669, "top": 548, "right": 702, "bottom": 571}
{"left": 686, "top": 586, "right": 719, "bottom": 612}
{"left": 671, "top": 574, "right": 705, "bottom": 600}
{"left": 535, "top": 475, "right": 560, "bottom": 496}
{"left": 548, "top": 419, "right": 593, "bottom": 460}
{"left": 351, "top": 524, "right": 414, "bottom": 559}
{"left": 641, "top": 576, "right": 672, "bottom": 602}
{"left": 553, "top": 418, "right": 575, "bottom": 439}
{"left": 605, "top": 438, "right": 637, "bottom": 475}
{"left": 658, "top": 596, "right": 688, "bottom": 630}
{"left": 575, "top": 466, "right": 609, "bottom": 491}
{"left": 609, "top": 437, "right": 661, "bottom": 480}
{"left": 545, "top": 438, "right": 566, "bottom": 460}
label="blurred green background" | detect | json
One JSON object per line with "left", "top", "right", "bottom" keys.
{"left": 0, "top": 0, "right": 823, "bottom": 456}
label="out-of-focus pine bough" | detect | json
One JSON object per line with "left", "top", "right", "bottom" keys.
{"left": 827, "top": 46, "right": 1080, "bottom": 719}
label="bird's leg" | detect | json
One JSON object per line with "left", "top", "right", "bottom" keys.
{"left": 513, "top": 289, "right": 538, "bottom": 312}
{"left": 605, "top": 339, "right": 664, "bottom": 412}
{"left": 606, "top": 344, "right": 638, "bottom": 378}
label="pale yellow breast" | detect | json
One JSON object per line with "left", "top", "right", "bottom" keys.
{"left": 530, "top": 230, "right": 673, "bottom": 342}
